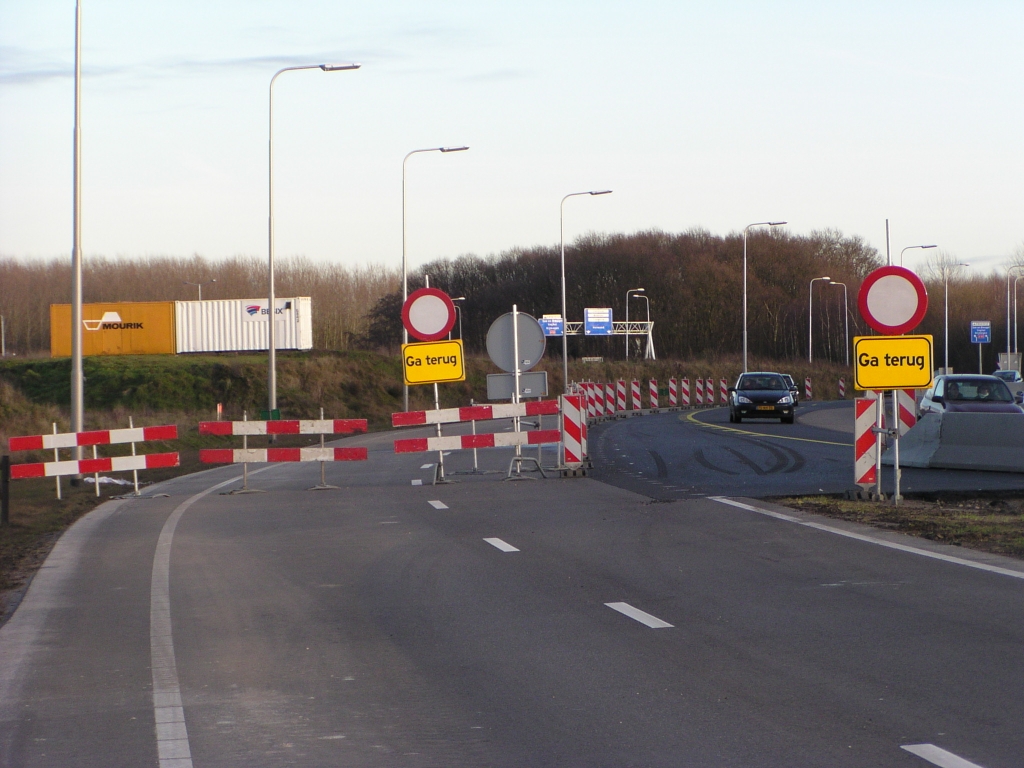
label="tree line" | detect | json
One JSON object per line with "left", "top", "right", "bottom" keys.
{"left": 4, "top": 231, "right": 1022, "bottom": 374}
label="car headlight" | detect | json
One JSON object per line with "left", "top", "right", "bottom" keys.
{"left": 778, "top": 395, "right": 793, "bottom": 405}
{"left": 737, "top": 395, "right": 752, "bottom": 404}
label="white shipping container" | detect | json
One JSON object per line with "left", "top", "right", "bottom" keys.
{"left": 174, "top": 298, "right": 313, "bottom": 353}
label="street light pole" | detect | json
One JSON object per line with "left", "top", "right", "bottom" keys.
{"left": 183, "top": 279, "right": 216, "bottom": 301}
{"left": 899, "top": 244, "right": 937, "bottom": 267}
{"left": 625, "top": 288, "right": 644, "bottom": 359}
{"left": 401, "top": 145, "right": 469, "bottom": 411}
{"left": 1007, "top": 265, "right": 1024, "bottom": 361}
{"left": 742, "top": 221, "right": 786, "bottom": 372}
{"left": 1014, "top": 276, "right": 1024, "bottom": 355}
{"left": 943, "top": 262, "right": 969, "bottom": 374}
{"left": 829, "top": 281, "right": 849, "bottom": 366}
{"left": 71, "top": 0, "right": 84, "bottom": 456}
{"left": 268, "top": 62, "right": 359, "bottom": 419}
{"left": 808, "top": 276, "right": 831, "bottom": 364}
{"left": 560, "top": 190, "right": 612, "bottom": 391}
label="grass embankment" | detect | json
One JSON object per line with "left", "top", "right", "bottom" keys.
{"left": 0, "top": 350, "right": 853, "bottom": 619}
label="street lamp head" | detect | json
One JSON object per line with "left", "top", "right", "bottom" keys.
{"left": 821, "top": 276, "right": 831, "bottom": 282}
{"left": 451, "top": 296, "right": 466, "bottom": 301}
{"left": 320, "top": 63, "right": 361, "bottom": 71}
{"left": 769, "top": 221, "right": 786, "bottom": 226}
{"left": 590, "top": 190, "right": 613, "bottom": 196}
{"left": 440, "top": 146, "right": 469, "bottom": 153}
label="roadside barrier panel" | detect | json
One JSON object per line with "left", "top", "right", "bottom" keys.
{"left": 561, "top": 394, "right": 586, "bottom": 465}
{"left": 605, "top": 383, "right": 615, "bottom": 416}
{"left": 854, "top": 398, "right": 878, "bottom": 487}
{"left": 586, "top": 382, "right": 597, "bottom": 419}
{"left": 681, "top": 378, "right": 691, "bottom": 406}
{"left": 805, "top": 377, "right": 813, "bottom": 400}
{"left": 838, "top": 378, "right": 846, "bottom": 399}
{"left": 596, "top": 383, "right": 607, "bottom": 417}
{"left": 668, "top": 378, "right": 678, "bottom": 407}
{"left": 706, "top": 379, "right": 715, "bottom": 406}
{"left": 719, "top": 378, "right": 727, "bottom": 405}
{"left": 393, "top": 400, "right": 557, "bottom": 427}
{"left": 883, "top": 412, "right": 1024, "bottom": 472}
{"left": 696, "top": 378, "right": 704, "bottom": 405}
{"left": 649, "top": 379, "right": 659, "bottom": 409}
{"left": 616, "top": 380, "right": 627, "bottom": 412}
{"left": 631, "top": 380, "right": 642, "bottom": 411}
{"left": 897, "top": 389, "right": 916, "bottom": 436}
{"left": 200, "top": 419, "right": 366, "bottom": 436}
{"left": 395, "top": 429, "right": 561, "bottom": 454}
{"left": 201, "top": 447, "right": 367, "bottom": 463}
{"left": 9, "top": 423, "right": 180, "bottom": 497}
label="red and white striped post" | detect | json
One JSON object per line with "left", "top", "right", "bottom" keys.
{"left": 586, "top": 382, "right": 597, "bottom": 419}
{"left": 680, "top": 378, "right": 691, "bottom": 407}
{"left": 719, "top": 378, "right": 727, "bottom": 405}
{"left": 649, "top": 379, "right": 659, "bottom": 410}
{"left": 838, "top": 378, "right": 846, "bottom": 399}
{"left": 631, "top": 380, "right": 642, "bottom": 411}
{"left": 705, "top": 379, "right": 714, "bottom": 406}
{"left": 616, "top": 380, "right": 627, "bottom": 413}
{"left": 695, "top": 378, "right": 704, "bottom": 405}
{"left": 804, "top": 377, "right": 813, "bottom": 400}
{"left": 668, "top": 378, "right": 678, "bottom": 407}
{"left": 897, "top": 389, "right": 917, "bottom": 437}
{"left": 605, "top": 383, "right": 614, "bottom": 416}
{"left": 854, "top": 397, "right": 879, "bottom": 489}
{"left": 595, "top": 383, "right": 606, "bottom": 417}
{"left": 561, "top": 394, "right": 586, "bottom": 467}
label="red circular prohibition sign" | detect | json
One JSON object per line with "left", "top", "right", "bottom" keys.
{"left": 857, "top": 266, "right": 929, "bottom": 336}
{"left": 401, "top": 287, "right": 456, "bottom": 341}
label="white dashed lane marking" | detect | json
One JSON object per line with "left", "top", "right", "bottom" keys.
{"left": 901, "top": 744, "right": 987, "bottom": 768}
{"left": 428, "top": 500, "right": 449, "bottom": 510}
{"left": 605, "top": 602, "right": 673, "bottom": 628}
{"left": 411, "top": 479, "right": 423, "bottom": 486}
{"left": 483, "top": 538, "right": 519, "bottom": 552}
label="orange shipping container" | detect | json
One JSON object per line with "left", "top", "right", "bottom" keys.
{"left": 50, "top": 302, "right": 176, "bottom": 357}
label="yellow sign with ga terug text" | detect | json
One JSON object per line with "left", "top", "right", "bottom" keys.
{"left": 402, "top": 339, "right": 466, "bottom": 385}
{"left": 853, "top": 335, "right": 933, "bottom": 390}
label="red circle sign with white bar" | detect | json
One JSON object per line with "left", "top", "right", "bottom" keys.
{"left": 401, "top": 288, "right": 456, "bottom": 341}
{"left": 857, "top": 266, "right": 928, "bottom": 336}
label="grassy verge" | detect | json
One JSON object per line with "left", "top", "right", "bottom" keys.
{"left": 780, "top": 493, "right": 1024, "bottom": 560}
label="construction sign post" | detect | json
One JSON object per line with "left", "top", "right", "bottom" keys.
{"left": 853, "top": 335, "right": 934, "bottom": 391}
{"left": 402, "top": 339, "right": 465, "bottom": 385}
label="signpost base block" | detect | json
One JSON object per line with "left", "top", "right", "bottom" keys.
{"left": 506, "top": 455, "right": 547, "bottom": 480}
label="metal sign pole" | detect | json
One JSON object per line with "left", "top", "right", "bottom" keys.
{"left": 873, "top": 392, "right": 883, "bottom": 499}
{"left": 129, "top": 416, "right": 139, "bottom": 496}
{"left": 892, "top": 388, "right": 901, "bottom": 505}
{"left": 53, "top": 423, "right": 62, "bottom": 500}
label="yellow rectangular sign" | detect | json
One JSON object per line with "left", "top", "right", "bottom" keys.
{"left": 402, "top": 339, "right": 466, "bottom": 385}
{"left": 854, "top": 335, "right": 933, "bottom": 390}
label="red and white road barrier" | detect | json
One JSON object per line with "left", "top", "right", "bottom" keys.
{"left": 649, "top": 379, "right": 659, "bottom": 409}
{"left": 392, "top": 400, "right": 556, "bottom": 428}
{"left": 706, "top": 379, "right": 714, "bottom": 405}
{"left": 605, "top": 383, "right": 615, "bottom": 415}
{"left": 681, "top": 378, "right": 691, "bottom": 406}
{"left": 838, "top": 378, "right": 846, "bottom": 399}
{"left": 616, "top": 380, "right": 627, "bottom": 412}
{"left": 561, "top": 394, "right": 587, "bottom": 465}
{"left": 897, "top": 389, "right": 917, "bottom": 436}
{"left": 10, "top": 424, "right": 177, "bottom": 451}
{"left": 597, "top": 383, "right": 608, "bottom": 417}
{"left": 854, "top": 397, "right": 879, "bottom": 488}
{"left": 804, "top": 377, "right": 813, "bottom": 400}
{"left": 695, "top": 378, "right": 704, "bottom": 405}
{"left": 631, "top": 380, "right": 642, "bottom": 410}
{"left": 395, "top": 429, "right": 560, "bottom": 454}
{"left": 587, "top": 383, "right": 597, "bottom": 419}
{"left": 11, "top": 452, "right": 179, "bottom": 480}
{"left": 668, "top": 378, "right": 678, "bottom": 407}
{"left": 201, "top": 419, "right": 366, "bottom": 436}
{"left": 719, "top": 378, "right": 728, "bottom": 405}
{"left": 200, "top": 447, "right": 367, "bottom": 464}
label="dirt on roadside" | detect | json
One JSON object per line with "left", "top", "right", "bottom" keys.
{"left": 780, "top": 492, "right": 1024, "bottom": 560}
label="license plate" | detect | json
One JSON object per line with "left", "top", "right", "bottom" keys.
{"left": 756, "top": 405, "right": 775, "bottom": 411}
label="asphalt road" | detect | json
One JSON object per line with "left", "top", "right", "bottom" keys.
{"left": 1, "top": 416, "right": 1023, "bottom": 767}
{"left": 589, "top": 401, "right": 1024, "bottom": 499}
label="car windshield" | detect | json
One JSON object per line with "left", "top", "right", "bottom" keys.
{"left": 740, "top": 375, "right": 787, "bottom": 391}
{"left": 944, "top": 378, "right": 1013, "bottom": 402}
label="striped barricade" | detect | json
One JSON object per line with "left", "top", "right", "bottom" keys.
{"left": 896, "top": 389, "right": 917, "bottom": 437}
{"left": 855, "top": 396, "right": 880, "bottom": 488}
{"left": 200, "top": 419, "right": 367, "bottom": 436}
{"left": 8, "top": 423, "right": 180, "bottom": 497}
{"left": 695, "top": 378, "right": 704, "bottom": 405}
{"left": 668, "top": 378, "right": 678, "bottom": 408}
{"left": 681, "top": 378, "right": 691, "bottom": 406}
{"left": 719, "top": 378, "right": 727, "bottom": 405}
{"left": 561, "top": 394, "right": 587, "bottom": 466}
{"left": 649, "top": 379, "right": 659, "bottom": 410}
{"left": 201, "top": 447, "right": 368, "bottom": 463}
{"left": 838, "top": 378, "right": 846, "bottom": 399}
{"left": 706, "top": 379, "right": 714, "bottom": 406}
{"left": 395, "top": 430, "right": 560, "bottom": 454}
{"left": 631, "top": 380, "right": 642, "bottom": 411}
{"left": 605, "top": 383, "right": 615, "bottom": 417}
{"left": 596, "top": 383, "right": 607, "bottom": 417}
{"left": 616, "top": 380, "right": 627, "bottom": 412}
{"left": 392, "top": 400, "right": 557, "bottom": 427}
{"left": 805, "top": 377, "right": 813, "bottom": 400}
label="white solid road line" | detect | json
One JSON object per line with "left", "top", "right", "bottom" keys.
{"left": 605, "top": 602, "right": 674, "bottom": 628}
{"left": 150, "top": 468, "right": 272, "bottom": 768}
{"left": 428, "top": 500, "right": 449, "bottom": 509}
{"left": 483, "top": 537, "right": 520, "bottom": 552}
{"left": 901, "top": 743, "right": 987, "bottom": 768}
{"left": 710, "top": 497, "right": 1024, "bottom": 581}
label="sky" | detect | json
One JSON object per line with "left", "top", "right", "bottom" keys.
{"left": 2, "top": 1, "right": 1023, "bottom": 276}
